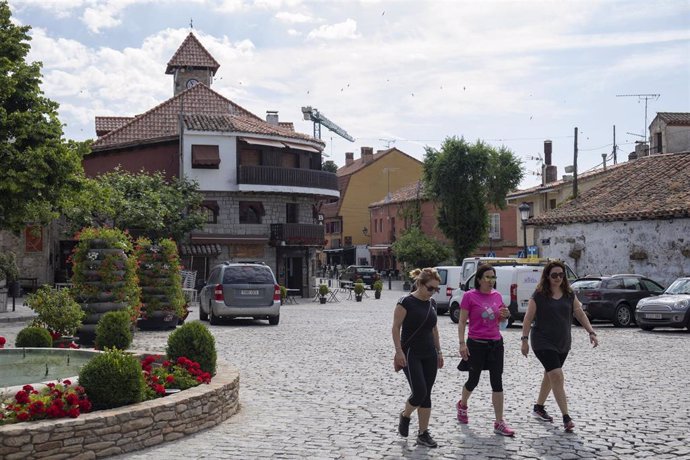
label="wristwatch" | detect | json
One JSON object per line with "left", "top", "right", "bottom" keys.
{"left": 589, "top": 331, "right": 597, "bottom": 337}
{"left": 520, "top": 336, "right": 529, "bottom": 341}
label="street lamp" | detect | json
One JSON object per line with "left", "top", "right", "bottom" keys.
{"left": 518, "top": 202, "right": 531, "bottom": 258}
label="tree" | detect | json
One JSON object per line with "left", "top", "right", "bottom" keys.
{"left": 322, "top": 160, "right": 338, "bottom": 173}
{"left": 0, "top": 1, "right": 85, "bottom": 233}
{"left": 423, "top": 137, "right": 523, "bottom": 263}
{"left": 63, "top": 168, "right": 206, "bottom": 242}
{"left": 391, "top": 227, "right": 452, "bottom": 269}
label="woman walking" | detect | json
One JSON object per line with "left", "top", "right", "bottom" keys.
{"left": 392, "top": 267, "right": 444, "bottom": 448}
{"left": 521, "top": 261, "right": 599, "bottom": 432}
{"left": 456, "top": 264, "right": 515, "bottom": 436}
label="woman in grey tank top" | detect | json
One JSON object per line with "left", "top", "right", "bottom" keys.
{"left": 520, "top": 261, "right": 599, "bottom": 432}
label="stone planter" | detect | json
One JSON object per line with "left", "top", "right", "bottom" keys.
{"left": 138, "top": 310, "right": 179, "bottom": 330}
{"left": 355, "top": 294, "right": 363, "bottom": 302}
{"left": 51, "top": 336, "right": 78, "bottom": 348}
{"left": 374, "top": 290, "right": 382, "bottom": 299}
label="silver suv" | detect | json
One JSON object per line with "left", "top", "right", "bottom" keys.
{"left": 199, "top": 262, "right": 281, "bottom": 325}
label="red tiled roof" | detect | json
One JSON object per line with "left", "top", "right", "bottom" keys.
{"left": 321, "top": 201, "right": 340, "bottom": 219}
{"left": 95, "top": 116, "right": 135, "bottom": 136}
{"left": 337, "top": 148, "right": 421, "bottom": 177}
{"left": 530, "top": 152, "right": 690, "bottom": 225}
{"left": 165, "top": 33, "right": 220, "bottom": 75}
{"left": 183, "top": 113, "right": 323, "bottom": 144}
{"left": 369, "top": 180, "right": 425, "bottom": 207}
{"left": 656, "top": 112, "right": 690, "bottom": 126}
{"left": 279, "top": 122, "right": 294, "bottom": 131}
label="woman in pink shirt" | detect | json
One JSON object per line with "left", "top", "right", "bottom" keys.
{"left": 456, "top": 264, "right": 515, "bottom": 436}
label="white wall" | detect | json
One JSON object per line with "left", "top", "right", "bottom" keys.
{"left": 182, "top": 132, "right": 238, "bottom": 191}
{"left": 535, "top": 219, "right": 690, "bottom": 286}
{"left": 667, "top": 125, "right": 690, "bottom": 154}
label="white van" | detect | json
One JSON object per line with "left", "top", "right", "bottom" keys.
{"left": 460, "top": 257, "right": 577, "bottom": 285}
{"left": 448, "top": 265, "right": 542, "bottom": 325}
{"left": 430, "top": 266, "right": 464, "bottom": 315}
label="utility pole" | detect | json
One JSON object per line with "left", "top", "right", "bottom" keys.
{"left": 612, "top": 125, "right": 617, "bottom": 164}
{"left": 573, "top": 127, "right": 578, "bottom": 199}
{"left": 615, "top": 93, "right": 660, "bottom": 145}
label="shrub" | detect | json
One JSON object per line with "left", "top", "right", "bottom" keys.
{"left": 27, "top": 286, "right": 85, "bottom": 336}
{"left": 373, "top": 280, "right": 383, "bottom": 292}
{"left": 15, "top": 327, "right": 53, "bottom": 348}
{"left": 318, "top": 284, "right": 330, "bottom": 296}
{"left": 95, "top": 310, "right": 133, "bottom": 350}
{"left": 354, "top": 282, "right": 365, "bottom": 295}
{"left": 78, "top": 348, "right": 146, "bottom": 410}
{"left": 279, "top": 285, "right": 287, "bottom": 300}
{"left": 166, "top": 322, "right": 217, "bottom": 375}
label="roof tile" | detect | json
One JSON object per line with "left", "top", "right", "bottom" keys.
{"left": 165, "top": 33, "right": 220, "bottom": 74}
{"left": 656, "top": 112, "right": 690, "bottom": 126}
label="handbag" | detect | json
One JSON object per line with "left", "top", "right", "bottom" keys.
{"left": 394, "top": 300, "right": 434, "bottom": 372}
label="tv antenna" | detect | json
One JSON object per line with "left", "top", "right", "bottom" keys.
{"left": 379, "top": 138, "right": 396, "bottom": 148}
{"left": 301, "top": 106, "right": 355, "bottom": 142}
{"left": 615, "top": 93, "right": 660, "bottom": 145}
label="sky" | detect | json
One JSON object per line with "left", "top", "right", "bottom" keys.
{"left": 8, "top": 0, "right": 690, "bottom": 188}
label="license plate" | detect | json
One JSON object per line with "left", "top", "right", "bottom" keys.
{"left": 240, "top": 290, "right": 259, "bottom": 296}
{"left": 645, "top": 313, "right": 662, "bottom": 319}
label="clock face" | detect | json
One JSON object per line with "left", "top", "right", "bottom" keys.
{"left": 186, "top": 78, "right": 199, "bottom": 89}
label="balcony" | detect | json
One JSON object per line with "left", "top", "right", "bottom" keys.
{"left": 238, "top": 166, "right": 338, "bottom": 194}
{"left": 270, "top": 223, "right": 325, "bottom": 247}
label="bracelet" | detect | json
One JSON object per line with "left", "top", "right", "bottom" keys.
{"left": 588, "top": 331, "right": 597, "bottom": 337}
{"left": 520, "top": 336, "right": 529, "bottom": 341}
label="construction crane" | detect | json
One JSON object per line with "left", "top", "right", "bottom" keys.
{"left": 301, "top": 106, "right": 355, "bottom": 142}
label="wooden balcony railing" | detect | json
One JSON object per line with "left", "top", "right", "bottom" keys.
{"left": 238, "top": 166, "right": 338, "bottom": 191}
{"left": 270, "top": 224, "right": 325, "bottom": 247}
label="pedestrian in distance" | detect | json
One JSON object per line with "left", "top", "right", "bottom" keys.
{"left": 520, "top": 260, "right": 599, "bottom": 432}
{"left": 456, "top": 264, "right": 516, "bottom": 436}
{"left": 392, "top": 267, "right": 444, "bottom": 448}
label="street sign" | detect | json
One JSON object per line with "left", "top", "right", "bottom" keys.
{"left": 517, "top": 250, "right": 525, "bottom": 258}
{"left": 527, "top": 245, "right": 539, "bottom": 258}
{"left": 486, "top": 251, "right": 496, "bottom": 257}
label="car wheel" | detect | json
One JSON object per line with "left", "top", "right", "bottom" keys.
{"left": 209, "top": 304, "right": 219, "bottom": 325}
{"left": 268, "top": 314, "right": 280, "bottom": 326}
{"left": 613, "top": 304, "right": 632, "bottom": 327}
{"left": 640, "top": 325, "right": 654, "bottom": 331}
{"left": 199, "top": 302, "right": 208, "bottom": 321}
{"left": 450, "top": 303, "right": 460, "bottom": 324}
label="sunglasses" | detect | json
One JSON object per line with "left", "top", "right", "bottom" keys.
{"left": 550, "top": 272, "right": 565, "bottom": 279}
{"left": 425, "top": 284, "right": 440, "bottom": 293}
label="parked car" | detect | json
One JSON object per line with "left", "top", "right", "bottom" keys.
{"left": 460, "top": 257, "right": 578, "bottom": 285}
{"left": 448, "top": 265, "right": 542, "bottom": 325}
{"left": 635, "top": 277, "right": 690, "bottom": 331}
{"left": 572, "top": 274, "right": 665, "bottom": 327}
{"left": 431, "top": 266, "right": 464, "bottom": 315}
{"left": 198, "top": 262, "right": 281, "bottom": 325}
{"left": 339, "top": 266, "right": 379, "bottom": 288}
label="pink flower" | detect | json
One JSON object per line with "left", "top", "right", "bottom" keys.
{"left": 0, "top": 336, "right": 6, "bottom": 348}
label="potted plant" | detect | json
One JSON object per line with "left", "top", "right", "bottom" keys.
{"left": 353, "top": 281, "right": 365, "bottom": 302}
{"left": 373, "top": 279, "right": 383, "bottom": 300}
{"left": 26, "top": 285, "right": 85, "bottom": 347}
{"left": 279, "top": 285, "right": 287, "bottom": 305}
{"left": 318, "top": 284, "right": 329, "bottom": 304}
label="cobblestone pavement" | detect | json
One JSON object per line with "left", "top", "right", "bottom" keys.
{"left": 3, "top": 285, "right": 690, "bottom": 459}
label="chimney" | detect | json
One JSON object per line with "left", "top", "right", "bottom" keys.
{"left": 634, "top": 141, "right": 649, "bottom": 158}
{"left": 361, "top": 146, "right": 374, "bottom": 164}
{"left": 544, "top": 140, "right": 552, "bottom": 165}
{"left": 543, "top": 139, "right": 557, "bottom": 184}
{"left": 345, "top": 152, "right": 354, "bottom": 166}
{"left": 266, "top": 110, "right": 279, "bottom": 125}
{"left": 601, "top": 153, "right": 607, "bottom": 171}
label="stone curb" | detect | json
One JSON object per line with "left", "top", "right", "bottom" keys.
{"left": 0, "top": 360, "right": 240, "bottom": 460}
{"left": 0, "top": 315, "right": 36, "bottom": 324}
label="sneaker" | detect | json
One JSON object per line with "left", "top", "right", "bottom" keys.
{"left": 416, "top": 430, "right": 438, "bottom": 448}
{"left": 493, "top": 420, "right": 516, "bottom": 437}
{"left": 398, "top": 412, "right": 411, "bottom": 437}
{"left": 563, "top": 419, "right": 575, "bottom": 432}
{"left": 456, "top": 401, "right": 468, "bottom": 424}
{"left": 532, "top": 404, "right": 554, "bottom": 422}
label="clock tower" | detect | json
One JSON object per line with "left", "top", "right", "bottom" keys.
{"left": 166, "top": 33, "right": 221, "bottom": 95}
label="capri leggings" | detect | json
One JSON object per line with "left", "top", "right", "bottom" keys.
{"left": 463, "top": 338, "right": 504, "bottom": 393}
{"left": 402, "top": 350, "right": 438, "bottom": 408}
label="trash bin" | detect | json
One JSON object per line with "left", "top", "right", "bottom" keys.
{"left": 0, "top": 289, "right": 8, "bottom": 313}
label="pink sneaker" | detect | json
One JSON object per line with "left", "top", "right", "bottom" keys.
{"left": 493, "top": 420, "right": 516, "bottom": 437}
{"left": 456, "top": 401, "right": 468, "bottom": 424}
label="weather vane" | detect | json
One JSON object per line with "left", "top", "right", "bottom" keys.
{"left": 190, "top": 18, "right": 194, "bottom": 29}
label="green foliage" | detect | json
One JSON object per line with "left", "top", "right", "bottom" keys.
{"left": 95, "top": 310, "right": 133, "bottom": 350}
{"left": 279, "top": 285, "right": 287, "bottom": 300}
{"left": 391, "top": 227, "right": 453, "bottom": 269}
{"left": 166, "top": 322, "right": 217, "bottom": 376}
{"left": 0, "top": 3, "right": 86, "bottom": 233}
{"left": 0, "top": 251, "right": 19, "bottom": 282}
{"left": 354, "top": 282, "right": 365, "bottom": 295}
{"left": 63, "top": 167, "right": 206, "bottom": 242}
{"left": 78, "top": 348, "right": 146, "bottom": 410}
{"left": 373, "top": 280, "right": 383, "bottom": 292}
{"left": 423, "top": 137, "right": 523, "bottom": 262}
{"left": 27, "top": 286, "right": 85, "bottom": 336}
{"left": 15, "top": 326, "right": 52, "bottom": 347}
{"left": 321, "top": 160, "right": 338, "bottom": 173}
{"left": 135, "top": 237, "right": 185, "bottom": 318}
{"left": 318, "top": 284, "right": 330, "bottom": 296}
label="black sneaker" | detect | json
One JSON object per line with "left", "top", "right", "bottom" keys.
{"left": 398, "top": 412, "right": 411, "bottom": 437}
{"left": 416, "top": 430, "right": 438, "bottom": 448}
{"left": 532, "top": 404, "right": 554, "bottom": 422}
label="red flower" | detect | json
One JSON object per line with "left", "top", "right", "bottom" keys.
{"left": 165, "top": 375, "right": 175, "bottom": 383}
{"left": 49, "top": 331, "right": 61, "bottom": 340}
{"left": 28, "top": 401, "right": 45, "bottom": 415}
{"left": 0, "top": 336, "right": 6, "bottom": 347}
{"left": 162, "top": 360, "right": 171, "bottom": 367}
{"left": 63, "top": 379, "right": 72, "bottom": 386}
{"left": 66, "top": 393, "right": 79, "bottom": 405}
{"left": 22, "top": 384, "right": 34, "bottom": 392}
{"left": 16, "top": 412, "right": 30, "bottom": 421}
{"left": 78, "top": 399, "right": 92, "bottom": 412}
{"left": 15, "top": 390, "right": 29, "bottom": 404}
{"left": 69, "top": 342, "right": 80, "bottom": 349}
{"left": 67, "top": 408, "right": 80, "bottom": 418}
{"left": 154, "top": 384, "right": 166, "bottom": 395}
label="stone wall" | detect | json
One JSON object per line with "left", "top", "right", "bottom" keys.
{"left": 0, "top": 363, "right": 240, "bottom": 460}
{"left": 535, "top": 218, "right": 690, "bottom": 285}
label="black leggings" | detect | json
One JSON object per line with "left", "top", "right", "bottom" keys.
{"left": 464, "top": 338, "right": 504, "bottom": 393}
{"left": 402, "top": 350, "right": 438, "bottom": 408}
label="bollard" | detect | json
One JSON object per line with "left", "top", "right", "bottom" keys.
{"left": 388, "top": 273, "right": 392, "bottom": 290}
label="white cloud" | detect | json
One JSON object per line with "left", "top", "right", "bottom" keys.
{"left": 275, "top": 11, "right": 314, "bottom": 24}
{"left": 286, "top": 28, "right": 301, "bottom": 37}
{"left": 307, "top": 18, "right": 359, "bottom": 40}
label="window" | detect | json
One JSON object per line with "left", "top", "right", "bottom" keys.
{"left": 641, "top": 278, "right": 664, "bottom": 294}
{"left": 489, "top": 213, "right": 500, "bottom": 239}
{"left": 239, "top": 201, "right": 264, "bottom": 224}
{"left": 655, "top": 132, "right": 662, "bottom": 154}
{"left": 191, "top": 145, "right": 220, "bottom": 169}
{"left": 286, "top": 203, "right": 298, "bottom": 224}
{"left": 550, "top": 199, "right": 557, "bottom": 210}
{"left": 623, "top": 277, "right": 642, "bottom": 291}
{"left": 25, "top": 226, "right": 43, "bottom": 252}
{"left": 202, "top": 200, "right": 218, "bottom": 224}
{"left": 239, "top": 148, "right": 261, "bottom": 166}
{"left": 605, "top": 279, "right": 624, "bottom": 289}
{"left": 223, "top": 266, "right": 274, "bottom": 284}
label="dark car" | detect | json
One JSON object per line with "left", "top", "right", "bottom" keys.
{"left": 572, "top": 274, "right": 665, "bottom": 327}
{"left": 198, "top": 262, "right": 281, "bottom": 325}
{"left": 339, "top": 265, "right": 379, "bottom": 288}
{"left": 635, "top": 277, "right": 690, "bottom": 331}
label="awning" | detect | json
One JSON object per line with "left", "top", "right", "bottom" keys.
{"left": 283, "top": 141, "right": 320, "bottom": 153}
{"left": 368, "top": 245, "right": 392, "bottom": 253}
{"left": 180, "top": 244, "right": 222, "bottom": 256}
{"left": 190, "top": 232, "right": 268, "bottom": 245}
{"left": 240, "top": 137, "right": 286, "bottom": 148}
{"left": 192, "top": 145, "right": 220, "bottom": 167}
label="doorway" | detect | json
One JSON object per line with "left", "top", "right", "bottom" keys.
{"left": 285, "top": 257, "right": 303, "bottom": 295}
